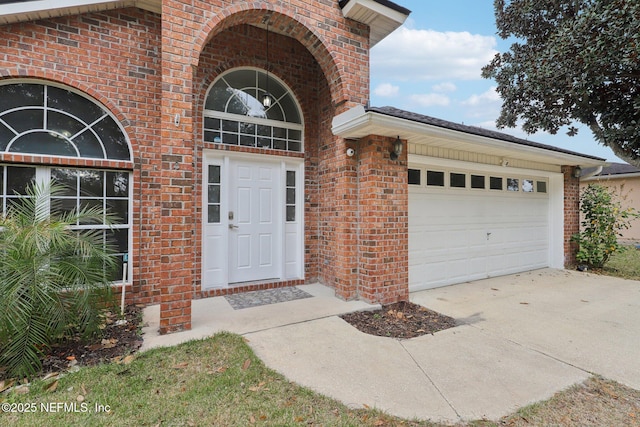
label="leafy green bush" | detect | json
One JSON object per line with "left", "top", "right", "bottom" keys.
{"left": 0, "top": 182, "right": 117, "bottom": 379}
{"left": 572, "top": 184, "right": 638, "bottom": 269}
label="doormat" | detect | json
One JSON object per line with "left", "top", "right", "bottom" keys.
{"left": 224, "top": 287, "right": 313, "bottom": 310}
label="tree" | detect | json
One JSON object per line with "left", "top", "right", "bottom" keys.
{"left": 0, "top": 182, "right": 117, "bottom": 379}
{"left": 482, "top": 0, "right": 640, "bottom": 167}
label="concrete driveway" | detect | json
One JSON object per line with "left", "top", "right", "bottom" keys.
{"left": 246, "top": 269, "right": 640, "bottom": 423}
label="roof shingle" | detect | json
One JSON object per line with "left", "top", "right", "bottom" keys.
{"left": 367, "top": 106, "right": 605, "bottom": 162}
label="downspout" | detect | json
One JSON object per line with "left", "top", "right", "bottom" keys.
{"left": 580, "top": 165, "right": 603, "bottom": 180}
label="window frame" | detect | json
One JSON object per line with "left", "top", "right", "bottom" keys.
{"left": 0, "top": 80, "right": 133, "bottom": 286}
{"left": 408, "top": 168, "right": 421, "bottom": 185}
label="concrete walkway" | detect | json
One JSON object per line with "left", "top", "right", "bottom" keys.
{"left": 141, "top": 269, "right": 640, "bottom": 424}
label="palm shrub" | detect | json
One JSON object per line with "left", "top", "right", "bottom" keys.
{"left": 572, "top": 184, "right": 639, "bottom": 269}
{"left": 0, "top": 181, "right": 117, "bottom": 379}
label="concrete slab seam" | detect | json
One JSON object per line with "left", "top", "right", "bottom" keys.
{"left": 241, "top": 313, "right": 359, "bottom": 338}
{"left": 466, "top": 324, "right": 597, "bottom": 378}
{"left": 398, "top": 340, "right": 463, "bottom": 421}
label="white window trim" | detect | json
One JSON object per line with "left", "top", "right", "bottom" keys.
{"left": 203, "top": 67, "right": 305, "bottom": 153}
{"left": 201, "top": 150, "right": 305, "bottom": 290}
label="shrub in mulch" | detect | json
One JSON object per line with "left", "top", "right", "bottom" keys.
{"left": 1, "top": 305, "right": 144, "bottom": 382}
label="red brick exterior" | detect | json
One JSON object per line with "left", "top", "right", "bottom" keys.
{"left": 563, "top": 166, "right": 581, "bottom": 266}
{"left": 1, "top": 1, "right": 408, "bottom": 334}
{"left": 357, "top": 135, "right": 409, "bottom": 303}
{"left": 155, "top": 1, "right": 371, "bottom": 333}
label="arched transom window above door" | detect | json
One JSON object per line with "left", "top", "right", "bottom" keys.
{"left": 204, "top": 68, "right": 303, "bottom": 152}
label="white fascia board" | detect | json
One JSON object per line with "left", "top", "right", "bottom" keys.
{"left": 332, "top": 106, "right": 605, "bottom": 168}
{"left": 0, "top": 0, "right": 121, "bottom": 15}
{"left": 408, "top": 154, "right": 562, "bottom": 178}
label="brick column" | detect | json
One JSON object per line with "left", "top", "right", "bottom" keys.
{"left": 562, "top": 166, "right": 581, "bottom": 266}
{"left": 356, "top": 135, "right": 409, "bottom": 304}
{"left": 318, "top": 135, "right": 359, "bottom": 300}
{"left": 158, "top": 1, "right": 195, "bottom": 333}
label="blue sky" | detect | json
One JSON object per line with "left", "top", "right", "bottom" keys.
{"left": 370, "top": 0, "right": 618, "bottom": 162}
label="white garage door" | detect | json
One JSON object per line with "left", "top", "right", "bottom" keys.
{"left": 409, "top": 166, "right": 550, "bottom": 291}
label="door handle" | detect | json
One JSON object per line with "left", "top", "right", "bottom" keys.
{"left": 229, "top": 224, "right": 239, "bottom": 230}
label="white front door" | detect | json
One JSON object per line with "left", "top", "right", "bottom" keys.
{"left": 201, "top": 152, "right": 303, "bottom": 290}
{"left": 228, "top": 159, "right": 279, "bottom": 283}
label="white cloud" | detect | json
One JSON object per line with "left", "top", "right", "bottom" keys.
{"left": 461, "top": 87, "right": 500, "bottom": 106}
{"left": 373, "top": 83, "right": 399, "bottom": 97}
{"left": 432, "top": 82, "right": 457, "bottom": 93}
{"left": 409, "top": 93, "right": 450, "bottom": 107}
{"left": 371, "top": 27, "right": 498, "bottom": 81}
{"left": 457, "top": 87, "right": 502, "bottom": 120}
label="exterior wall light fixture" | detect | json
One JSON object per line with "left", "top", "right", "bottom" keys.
{"left": 573, "top": 166, "right": 582, "bottom": 178}
{"left": 390, "top": 136, "right": 403, "bottom": 160}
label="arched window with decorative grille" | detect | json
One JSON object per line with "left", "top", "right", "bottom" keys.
{"left": 203, "top": 68, "right": 303, "bottom": 152}
{"left": 0, "top": 81, "right": 132, "bottom": 282}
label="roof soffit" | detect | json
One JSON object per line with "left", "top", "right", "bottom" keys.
{"left": 338, "top": 0, "right": 410, "bottom": 46}
{"left": 332, "top": 106, "right": 606, "bottom": 168}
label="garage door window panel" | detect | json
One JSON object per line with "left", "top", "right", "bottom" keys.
{"left": 450, "top": 172, "right": 466, "bottom": 188}
{"left": 507, "top": 178, "right": 519, "bottom": 191}
{"left": 471, "top": 174, "right": 485, "bottom": 189}
{"left": 523, "top": 179, "right": 534, "bottom": 193}
{"left": 426, "top": 170, "right": 444, "bottom": 187}
{"left": 408, "top": 169, "right": 421, "bottom": 185}
{"left": 536, "top": 181, "right": 547, "bottom": 193}
{"left": 490, "top": 176, "right": 503, "bottom": 190}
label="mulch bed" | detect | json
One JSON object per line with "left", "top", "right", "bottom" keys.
{"left": 340, "top": 301, "right": 457, "bottom": 339}
{"left": 39, "top": 305, "right": 144, "bottom": 376}
{"left": 3, "top": 301, "right": 455, "bottom": 381}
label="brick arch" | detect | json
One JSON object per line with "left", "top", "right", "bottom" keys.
{"left": 191, "top": 3, "right": 346, "bottom": 106}
{"left": 0, "top": 69, "right": 136, "bottom": 154}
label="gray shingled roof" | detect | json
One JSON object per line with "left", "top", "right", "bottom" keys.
{"left": 368, "top": 106, "right": 605, "bottom": 161}
{"left": 598, "top": 162, "right": 640, "bottom": 176}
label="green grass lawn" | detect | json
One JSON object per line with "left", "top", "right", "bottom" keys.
{"left": 2, "top": 333, "right": 639, "bottom": 427}
{"left": 603, "top": 244, "right": 640, "bottom": 280}
{"left": 0, "top": 333, "right": 439, "bottom": 427}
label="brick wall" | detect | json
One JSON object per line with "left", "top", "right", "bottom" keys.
{"left": 0, "top": 0, "right": 398, "bottom": 333}
{"left": 356, "top": 135, "right": 409, "bottom": 303}
{"left": 0, "top": 8, "right": 164, "bottom": 308}
{"left": 563, "top": 166, "right": 581, "bottom": 266}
